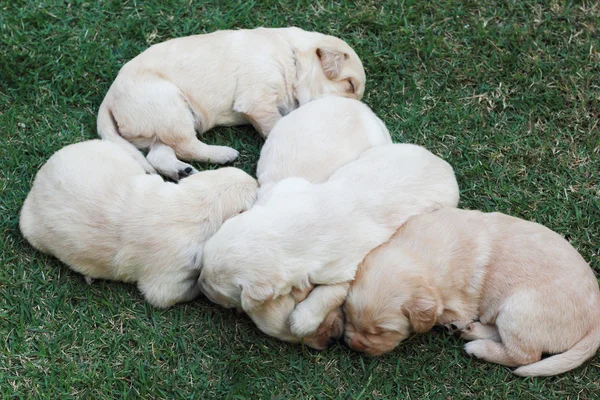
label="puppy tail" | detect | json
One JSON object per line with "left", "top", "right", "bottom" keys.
{"left": 97, "top": 100, "right": 156, "bottom": 174}
{"left": 513, "top": 321, "right": 600, "bottom": 377}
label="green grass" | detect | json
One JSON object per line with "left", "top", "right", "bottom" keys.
{"left": 1, "top": 0, "right": 599, "bottom": 397}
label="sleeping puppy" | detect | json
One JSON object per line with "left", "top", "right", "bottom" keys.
{"left": 199, "top": 143, "right": 460, "bottom": 346}
{"left": 344, "top": 207, "right": 600, "bottom": 376}
{"left": 256, "top": 96, "right": 391, "bottom": 197}
{"left": 98, "top": 27, "right": 366, "bottom": 180}
{"left": 20, "top": 140, "right": 257, "bottom": 308}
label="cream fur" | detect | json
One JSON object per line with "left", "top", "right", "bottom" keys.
{"left": 19, "top": 140, "right": 258, "bottom": 308}
{"left": 256, "top": 96, "right": 391, "bottom": 197}
{"left": 98, "top": 27, "right": 366, "bottom": 181}
{"left": 344, "top": 207, "right": 600, "bottom": 376}
{"left": 199, "top": 143, "right": 459, "bottom": 346}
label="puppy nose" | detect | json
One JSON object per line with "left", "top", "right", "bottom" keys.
{"left": 347, "top": 335, "right": 367, "bottom": 352}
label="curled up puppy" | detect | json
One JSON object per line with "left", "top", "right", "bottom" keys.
{"left": 98, "top": 27, "right": 366, "bottom": 180}
{"left": 256, "top": 96, "right": 391, "bottom": 197}
{"left": 343, "top": 207, "right": 600, "bottom": 376}
{"left": 20, "top": 140, "right": 257, "bottom": 308}
{"left": 199, "top": 143, "right": 460, "bottom": 348}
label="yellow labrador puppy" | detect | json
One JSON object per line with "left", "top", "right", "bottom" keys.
{"left": 256, "top": 96, "right": 391, "bottom": 197}
{"left": 344, "top": 207, "right": 600, "bottom": 376}
{"left": 199, "top": 144, "right": 459, "bottom": 347}
{"left": 98, "top": 27, "right": 366, "bottom": 180}
{"left": 20, "top": 140, "right": 257, "bottom": 308}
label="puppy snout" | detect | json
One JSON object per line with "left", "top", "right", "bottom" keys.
{"left": 346, "top": 334, "right": 368, "bottom": 352}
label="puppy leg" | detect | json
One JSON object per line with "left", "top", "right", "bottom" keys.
{"left": 464, "top": 339, "right": 541, "bottom": 367}
{"left": 289, "top": 282, "right": 350, "bottom": 337}
{"left": 233, "top": 91, "right": 281, "bottom": 137}
{"left": 146, "top": 142, "right": 199, "bottom": 181}
{"left": 138, "top": 274, "right": 201, "bottom": 309}
{"left": 170, "top": 137, "right": 239, "bottom": 165}
{"left": 242, "top": 109, "right": 281, "bottom": 137}
{"left": 114, "top": 79, "right": 238, "bottom": 167}
{"left": 460, "top": 322, "right": 501, "bottom": 342}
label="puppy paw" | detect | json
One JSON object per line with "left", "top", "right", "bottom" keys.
{"left": 460, "top": 322, "right": 501, "bottom": 342}
{"left": 177, "top": 165, "right": 198, "bottom": 180}
{"left": 464, "top": 340, "right": 487, "bottom": 359}
{"left": 303, "top": 308, "right": 344, "bottom": 350}
{"left": 320, "top": 307, "right": 344, "bottom": 339}
{"left": 205, "top": 146, "right": 239, "bottom": 164}
{"left": 458, "top": 322, "right": 478, "bottom": 341}
{"left": 156, "top": 161, "right": 198, "bottom": 182}
{"left": 84, "top": 276, "right": 95, "bottom": 285}
{"left": 443, "top": 321, "right": 471, "bottom": 336}
{"left": 289, "top": 304, "right": 323, "bottom": 337}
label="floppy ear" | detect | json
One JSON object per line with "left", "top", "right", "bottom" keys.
{"left": 316, "top": 48, "right": 348, "bottom": 79}
{"left": 401, "top": 283, "right": 438, "bottom": 333}
{"left": 240, "top": 283, "right": 275, "bottom": 311}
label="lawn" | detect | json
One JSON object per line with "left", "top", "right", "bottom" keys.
{"left": 1, "top": 0, "right": 599, "bottom": 398}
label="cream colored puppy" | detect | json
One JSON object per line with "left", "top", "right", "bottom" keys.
{"left": 20, "top": 140, "right": 257, "bottom": 308}
{"left": 344, "top": 207, "right": 600, "bottom": 377}
{"left": 256, "top": 96, "right": 391, "bottom": 197}
{"left": 98, "top": 27, "right": 366, "bottom": 180}
{"left": 199, "top": 143, "right": 459, "bottom": 346}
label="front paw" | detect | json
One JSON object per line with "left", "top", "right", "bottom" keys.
{"left": 302, "top": 308, "right": 344, "bottom": 350}
{"left": 177, "top": 164, "right": 199, "bottom": 180}
{"left": 319, "top": 308, "right": 344, "bottom": 340}
{"left": 289, "top": 304, "right": 322, "bottom": 337}
{"left": 206, "top": 146, "right": 239, "bottom": 164}
{"left": 442, "top": 320, "right": 472, "bottom": 336}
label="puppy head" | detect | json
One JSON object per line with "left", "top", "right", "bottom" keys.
{"left": 343, "top": 250, "right": 439, "bottom": 356}
{"left": 297, "top": 35, "right": 366, "bottom": 104}
{"left": 199, "top": 206, "right": 284, "bottom": 311}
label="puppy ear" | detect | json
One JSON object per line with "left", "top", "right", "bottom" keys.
{"left": 240, "top": 283, "right": 275, "bottom": 311}
{"left": 316, "top": 48, "right": 348, "bottom": 79}
{"left": 401, "top": 283, "right": 438, "bottom": 333}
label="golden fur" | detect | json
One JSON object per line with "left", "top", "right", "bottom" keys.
{"left": 344, "top": 207, "right": 600, "bottom": 376}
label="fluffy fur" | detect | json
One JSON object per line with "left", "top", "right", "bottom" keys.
{"left": 98, "top": 27, "right": 366, "bottom": 180}
{"left": 199, "top": 143, "right": 459, "bottom": 346}
{"left": 20, "top": 140, "right": 257, "bottom": 308}
{"left": 344, "top": 207, "right": 600, "bottom": 376}
{"left": 256, "top": 96, "right": 390, "bottom": 197}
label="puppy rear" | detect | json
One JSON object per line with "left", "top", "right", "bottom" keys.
{"left": 20, "top": 140, "right": 146, "bottom": 280}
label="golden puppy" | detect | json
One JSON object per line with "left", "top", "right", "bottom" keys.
{"left": 98, "top": 27, "right": 366, "bottom": 180}
{"left": 199, "top": 144, "right": 459, "bottom": 346}
{"left": 20, "top": 140, "right": 257, "bottom": 308}
{"left": 344, "top": 207, "right": 600, "bottom": 376}
{"left": 256, "top": 96, "right": 390, "bottom": 197}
